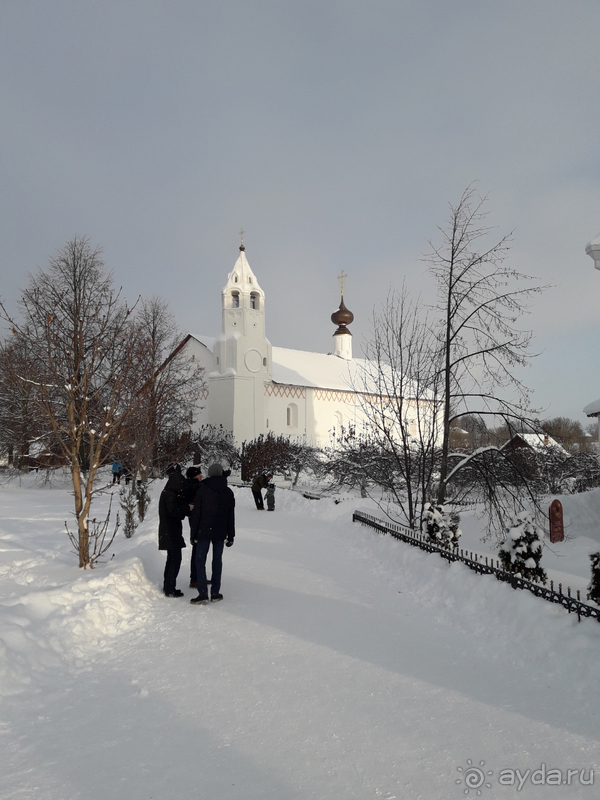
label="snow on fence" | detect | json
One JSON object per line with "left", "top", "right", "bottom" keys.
{"left": 352, "top": 510, "right": 600, "bottom": 624}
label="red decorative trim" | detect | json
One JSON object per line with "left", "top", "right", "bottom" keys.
{"left": 265, "top": 384, "right": 305, "bottom": 399}
{"left": 314, "top": 389, "right": 356, "bottom": 403}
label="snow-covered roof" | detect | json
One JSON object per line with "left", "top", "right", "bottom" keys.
{"left": 190, "top": 334, "right": 215, "bottom": 352}
{"left": 29, "top": 441, "right": 52, "bottom": 456}
{"left": 187, "top": 334, "right": 421, "bottom": 397}
{"left": 584, "top": 398, "right": 600, "bottom": 417}
{"left": 503, "top": 433, "right": 569, "bottom": 456}
{"left": 272, "top": 346, "right": 368, "bottom": 393}
{"left": 274, "top": 347, "right": 425, "bottom": 397}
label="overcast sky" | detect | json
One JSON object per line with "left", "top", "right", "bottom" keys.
{"left": 1, "top": 0, "right": 600, "bottom": 424}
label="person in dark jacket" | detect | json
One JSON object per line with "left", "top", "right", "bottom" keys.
{"left": 158, "top": 464, "right": 190, "bottom": 597}
{"left": 189, "top": 462, "right": 235, "bottom": 604}
{"left": 251, "top": 472, "right": 272, "bottom": 510}
{"left": 185, "top": 465, "right": 203, "bottom": 588}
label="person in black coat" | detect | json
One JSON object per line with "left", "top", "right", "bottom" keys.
{"left": 185, "top": 465, "right": 203, "bottom": 588}
{"left": 189, "top": 462, "right": 235, "bottom": 604}
{"left": 251, "top": 472, "right": 272, "bottom": 510}
{"left": 158, "top": 464, "right": 190, "bottom": 597}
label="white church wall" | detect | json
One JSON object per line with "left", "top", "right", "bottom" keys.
{"left": 206, "top": 376, "right": 235, "bottom": 435}
{"left": 311, "top": 390, "right": 363, "bottom": 448}
{"left": 264, "top": 385, "right": 308, "bottom": 440}
{"left": 262, "top": 384, "right": 367, "bottom": 447}
{"left": 179, "top": 336, "right": 212, "bottom": 432}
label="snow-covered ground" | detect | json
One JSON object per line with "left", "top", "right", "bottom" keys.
{"left": 0, "top": 473, "right": 599, "bottom": 799}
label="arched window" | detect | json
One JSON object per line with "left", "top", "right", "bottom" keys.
{"left": 231, "top": 291, "right": 240, "bottom": 308}
{"left": 331, "top": 412, "right": 343, "bottom": 447}
{"left": 287, "top": 403, "right": 298, "bottom": 428}
{"left": 250, "top": 292, "right": 260, "bottom": 310}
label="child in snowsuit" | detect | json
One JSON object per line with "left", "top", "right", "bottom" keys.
{"left": 266, "top": 482, "right": 275, "bottom": 511}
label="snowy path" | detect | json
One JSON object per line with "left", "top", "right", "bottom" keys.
{"left": 1, "top": 485, "right": 599, "bottom": 799}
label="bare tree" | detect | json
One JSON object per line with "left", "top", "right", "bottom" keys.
{"left": 189, "top": 424, "right": 240, "bottom": 473}
{"left": 319, "top": 424, "right": 383, "bottom": 498}
{"left": 118, "top": 297, "right": 204, "bottom": 483}
{"left": 0, "top": 237, "right": 146, "bottom": 567}
{"left": 354, "top": 188, "right": 547, "bottom": 541}
{"left": 455, "top": 413, "right": 490, "bottom": 450}
{"left": 0, "top": 334, "right": 49, "bottom": 469}
{"left": 354, "top": 287, "right": 443, "bottom": 528}
{"left": 425, "top": 185, "right": 546, "bottom": 507}
{"left": 541, "top": 416, "right": 591, "bottom": 454}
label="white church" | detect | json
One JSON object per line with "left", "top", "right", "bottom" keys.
{"left": 177, "top": 241, "right": 422, "bottom": 446}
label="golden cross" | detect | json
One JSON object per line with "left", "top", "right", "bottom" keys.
{"left": 239, "top": 228, "right": 245, "bottom": 246}
{"left": 337, "top": 270, "right": 347, "bottom": 295}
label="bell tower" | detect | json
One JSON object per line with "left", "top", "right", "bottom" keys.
{"left": 210, "top": 235, "right": 272, "bottom": 442}
{"left": 220, "top": 235, "right": 267, "bottom": 348}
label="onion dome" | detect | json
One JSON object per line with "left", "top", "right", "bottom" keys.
{"left": 331, "top": 296, "right": 354, "bottom": 335}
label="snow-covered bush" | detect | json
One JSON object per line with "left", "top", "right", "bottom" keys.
{"left": 587, "top": 552, "right": 600, "bottom": 604}
{"left": 499, "top": 511, "right": 547, "bottom": 584}
{"left": 421, "top": 503, "right": 461, "bottom": 549}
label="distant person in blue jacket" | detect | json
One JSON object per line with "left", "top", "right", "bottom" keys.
{"left": 112, "top": 459, "right": 123, "bottom": 484}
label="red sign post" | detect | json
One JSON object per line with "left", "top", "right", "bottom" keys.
{"left": 549, "top": 499, "right": 564, "bottom": 543}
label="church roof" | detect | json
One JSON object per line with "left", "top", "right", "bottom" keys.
{"left": 272, "top": 346, "right": 370, "bottom": 393}
{"left": 188, "top": 334, "right": 420, "bottom": 397}
{"left": 223, "top": 247, "right": 264, "bottom": 296}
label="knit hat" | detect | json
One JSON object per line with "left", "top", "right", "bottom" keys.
{"left": 207, "top": 463, "right": 223, "bottom": 477}
{"left": 186, "top": 466, "right": 202, "bottom": 479}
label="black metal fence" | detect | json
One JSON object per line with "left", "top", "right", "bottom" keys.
{"left": 352, "top": 510, "right": 600, "bottom": 624}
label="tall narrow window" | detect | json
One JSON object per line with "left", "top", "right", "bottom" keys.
{"left": 287, "top": 403, "right": 298, "bottom": 428}
{"left": 250, "top": 292, "right": 259, "bottom": 310}
{"left": 231, "top": 291, "right": 240, "bottom": 308}
{"left": 331, "top": 412, "right": 343, "bottom": 447}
